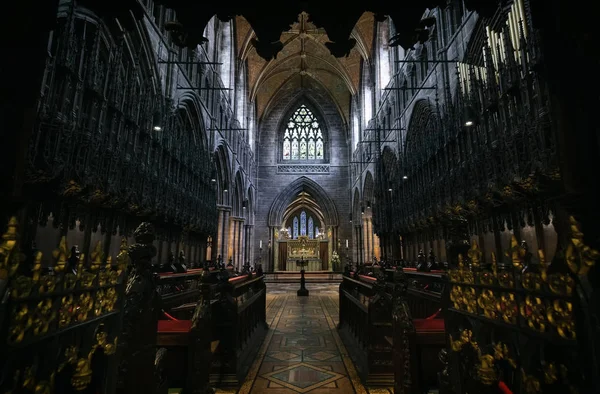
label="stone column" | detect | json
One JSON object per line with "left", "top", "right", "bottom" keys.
{"left": 217, "top": 208, "right": 224, "bottom": 259}
{"left": 218, "top": 206, "right": 231, "bottom": 261}
{"left": 228, "top": 215, "right": 235, "bottom": 266}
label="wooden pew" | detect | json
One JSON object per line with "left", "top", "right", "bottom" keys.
{"left": 338, "top": 274, "right": 395, "bottom": 386}
{"left": 391, "top": 268, "right": 447, "bottom": 394}
{"left": 210, "top": 273, "right": 268, "bottom": 388}
{"left": 157, "top": 269, "right": 204, "bottom": 318}
{"left": 156, "top": 269, "right": 219, "bottom": 393}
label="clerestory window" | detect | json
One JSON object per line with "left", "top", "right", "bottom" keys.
{"left": 282, "top": 104, "right": 324, "bottom": 161}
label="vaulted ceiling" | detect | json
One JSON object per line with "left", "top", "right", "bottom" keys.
{"left": 237, "top": 12, "right": 375, "bottom": 124}
{"left": 156, "top": 1, "right": 504, "bottom": 123}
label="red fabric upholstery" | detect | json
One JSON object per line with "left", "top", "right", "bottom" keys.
{"left": 157, "top": 320, "right": 192, "bottom": 333}
{"left": 404, "top": 268, "right": 417, "bottom": 271}
{"left": 358, "top": 275, "right": 377, "bottom": 283}
{"left": 413, "top": 318, "right": 445, "bottom": 332}
{"left": 228, "top": 275, "right": 248, "bottom": 283}
{"left": 158, "top": 268, "right": 203, "bottom": 278}
{"left": 498, "top": 381, "right": 513, "bottom": 394}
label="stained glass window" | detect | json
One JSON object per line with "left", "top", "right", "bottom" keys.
{"left": 282, "top": 104, "right": 324, "bottom": 161}
{"left": 288, "top": 211, "right": 320, "bottom": 239}
{"left": 293, "top": 217, "right": 299, "bottom": 239}
{"left": 300, "top": 211, "right": 307, "bottom": 236}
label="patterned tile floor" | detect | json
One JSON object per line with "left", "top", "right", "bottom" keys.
{"left": 231, "top": 283, "right": 394, "bottom": 394}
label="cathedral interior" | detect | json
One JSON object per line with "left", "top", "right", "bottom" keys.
{"left": 1, "top": 0, "right": 599, "bottom": 393}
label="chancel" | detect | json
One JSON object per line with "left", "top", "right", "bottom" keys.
{"left": 1, "top": 0, "right": 599, "bottom": 393}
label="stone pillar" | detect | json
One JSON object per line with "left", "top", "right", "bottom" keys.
{"left": 228, "top": 215, "right": 235, "bottom": 266}
{"left": 236, "top": 218, "right": 244, "bottom": 269}
{"left": 217, "top": 208, "right": 224, "bottom": 259}
{"left": 218, "top": 207, "right": 231, "bottom": 261}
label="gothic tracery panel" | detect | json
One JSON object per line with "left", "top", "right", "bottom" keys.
{"left": 282, "top": 104, "right": 324, "bottom": 161}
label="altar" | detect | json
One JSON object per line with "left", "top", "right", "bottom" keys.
{"left": 286, "top": 259, "right": 322, "bottom": 272}
{"left": 275, "top": 235, "right": 330, "bottom": 271}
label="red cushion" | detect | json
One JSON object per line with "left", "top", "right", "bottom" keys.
{"left": 413, "top": 318, "right": 445, "bottom": 332}
{"left": 157, "top": 320, "right": 193, "bottom": 333}
{"left": 229, "top": 275, "right": 248, "bottom": 283}
{"left": 359, "top": 274, "right": 377, "bottom": 282}
{"left": 404, "top": 268, "right": 417, "bottom": 271}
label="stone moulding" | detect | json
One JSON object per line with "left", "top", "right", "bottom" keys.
{"left": 277, "top": 164, "right": 330, "bottom": 174}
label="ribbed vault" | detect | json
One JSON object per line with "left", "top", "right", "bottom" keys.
{"left": 237, "top": 11, "right": 375, "bottom": 123}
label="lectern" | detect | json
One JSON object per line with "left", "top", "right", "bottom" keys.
{"left": 296, "top": 258, "right": 309, "bottom": 296}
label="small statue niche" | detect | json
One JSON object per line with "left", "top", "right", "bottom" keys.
{"left": 416, "top": 249, "right": 429, "bottom": 272}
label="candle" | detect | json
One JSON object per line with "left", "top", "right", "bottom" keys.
{"left": 259, "top": 240, "right": 262, "bottom": 248}
{"left": 346, "top": 239, "right": 348, "bottom": 248}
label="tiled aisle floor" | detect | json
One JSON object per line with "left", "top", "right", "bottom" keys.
{"left": 234, "top": 284, "right": 394, "bottom": 394}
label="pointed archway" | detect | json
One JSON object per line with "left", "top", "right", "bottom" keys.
{"left": 268, "top": 176, "right": 339, "bottom": 227}
{"left": 267, "top": 176, "right": 339, "bottom": 271}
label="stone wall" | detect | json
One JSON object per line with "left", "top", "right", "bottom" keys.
{"left": 255, "top": 77, "right": 353, "bottom": 271}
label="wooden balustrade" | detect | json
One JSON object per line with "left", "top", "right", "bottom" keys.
{"left": 338, "top": 274, "right": 395, "bottom": 386}
{"left": 339, "top": 266, "right": 448, "bottom": 392}
{"left": 210, "top": 273, "right": 267, "bottom": 388}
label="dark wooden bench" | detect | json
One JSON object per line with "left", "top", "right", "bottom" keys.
{"left": 210, "top": 273, "right": 267, "bottom": 388}
{"left": 390, "top": 268, "right": 447, "bottom": 394}
{"left": 338, "top": 274, "right": 395, "bottom": 386}
{"left": 156, "top": 269, "right": 219, "bottom": 393}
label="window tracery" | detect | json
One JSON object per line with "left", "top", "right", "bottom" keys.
{"left": 282, "top": 104, "right": 324, "bottom": 161}
{"left": 288, "top": 210, "right": 320, "bottom": 239}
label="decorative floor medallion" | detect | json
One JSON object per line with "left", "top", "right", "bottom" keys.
{"left": 267, "top": 351, "right": 302, "bottom": 361}
{"left": 263, "top": 362, "right": 345, "bottom": 392}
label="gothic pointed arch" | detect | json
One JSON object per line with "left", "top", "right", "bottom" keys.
{"left": 363, "top": 171, "right": 375, "bottom": 209}
{"left": 268, "top": 176, "right": 338, "bottom": 227}
{"left": 405, "top": 99, "right": 437, "bottom": 155}
{"left": 353, "top": 188, "right": 361, "bottom": 222}
{"left": 233, "top": 170, "right": 244, "bottom": 216}
{"left": 246, "top": 186, "right": 254, "bottom": 223}
{"left": 214, "top": 144, "right": 232, "bottom": 205}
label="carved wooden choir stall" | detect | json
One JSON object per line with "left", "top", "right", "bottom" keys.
{"left": 339, "top": 215, "right": 599, "bottom": 394}
{"left": 0, "top": 220, "right": 267, "bottom": 394}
